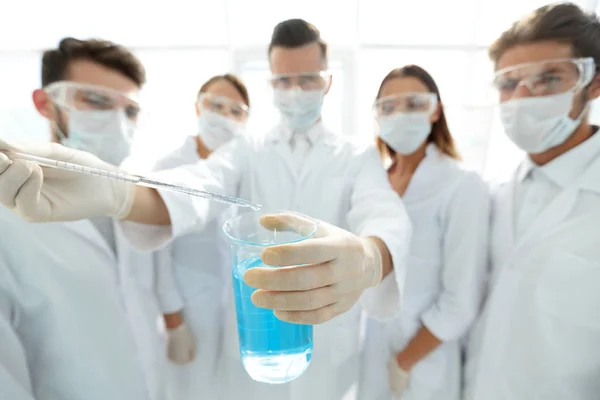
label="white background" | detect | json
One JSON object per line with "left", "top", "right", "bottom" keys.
{"left": 1, "top": 0, "right": 599, "bottom": 181}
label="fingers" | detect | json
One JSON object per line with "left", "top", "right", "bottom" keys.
{"left": 251, "top": 277, "right": 363, "bottom": 311}
{"left": 259, "top": 212, "right": 323, "bottom": 238}
{"left": 244, "top": 258, "right": 362, "bottom": 291}
{"left": 0, "top": 159, "right": 34, "bottom": 209}
{"left": 16, "top": 164, "right": 50, "bottom": 222}
{"left": 272, "top": 299, "right": 354, "bottom": 325}
{"left": 261, "top": 237, "right": 342, "bottom": 267}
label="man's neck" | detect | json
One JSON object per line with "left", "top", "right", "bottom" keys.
{"left": 529, "top": 123, "right": 595, "bottom": 166}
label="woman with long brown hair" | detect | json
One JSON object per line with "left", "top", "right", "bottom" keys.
{"left": 358, "top": 65, "right": 490, "bottom": 400}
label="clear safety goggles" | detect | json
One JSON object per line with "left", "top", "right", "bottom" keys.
{"left": 45, "top": 81, "right": 141, "bottom": 122}
{"left": 268, "top": 71, "right": 331, "bottom": 91}
{"left": 492, "top": 57, "right": 597, "bottom": 102}
{"left": 373, "top": 92, "right": 438, "bottom": 117}
{"left": 196, "top": 93, "right": 249, "bottom": 122}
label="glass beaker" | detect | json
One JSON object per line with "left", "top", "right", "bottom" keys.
{"left": 222, "top": 210, "right": 318, "bottom": 384}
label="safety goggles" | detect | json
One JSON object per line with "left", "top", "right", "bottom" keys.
{"left": 197, "top": 93, "right": 249, "bottom": 122}
{"left": 268, "top": 71, "right": 331, "bottom": 91}
{"left": 373, "top": 92, "right": 438, "bottom": 118}
{"left": 492, "top": 57, "right": 596, "bottom": 102}
{"left": 45, "top": 81, "right": 141, "bottom": 122}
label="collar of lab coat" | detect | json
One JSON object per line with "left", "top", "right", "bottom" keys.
{"left": 266, "top": 120, "right": 334, "bottom": 146}
{"left": 517, "top": 126, "right": 600, "bottom": 189}
{"left": 403, "top": 144, "right": 460, "bottom": 203}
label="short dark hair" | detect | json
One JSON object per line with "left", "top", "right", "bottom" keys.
{"left": 268, "top": 19, "right": 327, "bottom": 62}
{"left": 375, "top": 65, "right": 461, "bottom": 161}
{"left": 489, "top": 2, "right": 600, "bottom": 70}
{"left": 41, "top": 37, "right": 146, "bottom": 88}
{"left": 197, "top": 74, "right": 250, "bottom": 108}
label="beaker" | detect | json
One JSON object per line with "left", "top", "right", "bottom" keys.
{"left": 222, "top": 210, "right": 318, "bottom": 384}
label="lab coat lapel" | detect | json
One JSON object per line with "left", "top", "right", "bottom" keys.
{"left": 61, "top": 220, "right": 116, "bottom": 262}
{"left": 493, "top": 178, "right": 517, "bottom": 255}
{"left": 516, "top": 157, "right": 600, "bottom": 246}
{"left": 298, "top": 137, "right": 330, "bottom": 183}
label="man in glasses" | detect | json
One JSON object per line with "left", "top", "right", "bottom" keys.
{"left": 0, "top": 21, "right": 411, "bottom": 400}
{"left": 0, "top": 38, "right": 191, "bottom": 400}
{"left": 464, "top": 3, "right": 600, "bottom": 399}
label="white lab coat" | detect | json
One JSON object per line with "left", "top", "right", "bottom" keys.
{"left": 120, "top": 122, "right": 412, "bottom": 400}
{"left": 151, "top": 135, "right": 232, "bottom": 400}
{"left": 0, "top": 207, "right": 167, "bottom": 400}
{"left": 464, "top": 133, "right": 600, "bottom": 399}
{"left": 357, "top": 145, "right": 490, "bottom": 400}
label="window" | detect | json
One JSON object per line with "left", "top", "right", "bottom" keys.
{"left": 358, "top": 0, "right": 478, "bottom": 46}
{"left": 234, "top": 54, "right": 349, "bottom": 137}
{"left": 0, "top": 53, "right": 48, "bottom": 142}
{"left": 228, "top": 0, "right": 357, "bottom": 46}
{"left": 130, "top": 49, "right": 230, "bottom": 164}
{"left": 0, "top": 1, "right": 228, "bottom": 51}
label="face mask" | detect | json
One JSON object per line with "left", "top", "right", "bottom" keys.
{"left": 378, "top": 112, "right": 431, "bottom": 155}
{"left": 58, "top": 109, "right": 134, "bottom": 166}
{"left": 273, "top": 89, "right": 324, "bottom": 131}
{"left": 197, "top": 110, "right": 244, "bottom": 151}
{"left": 499, "top": 91, "right": 586, "bottom": 154}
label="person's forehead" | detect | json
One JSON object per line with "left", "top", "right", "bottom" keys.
{"left": 380, "top": 77, "right": 429, "bottom": 97}
{"left": 65, "top": 59, "right": 139, "bottom": 95}
{"left": 496, "top": 41, "right": 574, "bottom": 71}
{"left": 203, "top": 79, "right": 245, "bottom": 104}
{"left": 269, "top": 43, "right": 324, "bottom": 74}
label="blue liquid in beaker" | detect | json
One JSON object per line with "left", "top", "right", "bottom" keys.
{"left": 232, "top": 257, "right": 313, "bottom": 383}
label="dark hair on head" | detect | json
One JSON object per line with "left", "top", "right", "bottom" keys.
{"left": 375, "top": 65, "right": 461, "bottom": 161}
{"left": 268, "top": 19, "right": 328, "bottom": 63}
{"left": 41, "top": 37, "right": 146, "bottom": 88}
{"left": 489, "top": 2, "right": 600, "bottom": 70}
{"left": 197, "top": 74, "right": 250, "bottom": 108}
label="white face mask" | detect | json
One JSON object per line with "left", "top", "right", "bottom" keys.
{"left": 378, "top": 112, "right": 431, "bottom": 155}
{"left": 499, "top": 91, "right": 586, "bottom": 154}
{"left": 197, "top": 109, "right": 244, "bottom": 151}
{"left": 273, "top": 89, "right": 324, "bottom": 131}
{"left": 58, "top": 109, "right": 134, "bottom": 166}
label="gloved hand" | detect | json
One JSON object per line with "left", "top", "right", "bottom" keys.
{"left": 0, "top": 138, "right": 134, "bottom": 222}
{"left": 388, "top": 356, "right": 410, "bottom": 397}
{"left": 245, "top": 212, "right": 383, "bottom": 325}
{"left": 166, "top": 323, "right": 196, "bottom": 365}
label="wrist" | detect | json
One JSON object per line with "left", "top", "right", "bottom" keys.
{"left": 395, "top": 351, "right": 416, "bottom": 372}
{"left": 360, "top": 237, "right": 383, "bottom": 288}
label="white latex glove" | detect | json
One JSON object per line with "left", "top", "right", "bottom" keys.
{"left": 388, "top": 357, "right": 410, "bottom": 397}
{"left": 0, "top": 138, "right": 134, "bottom": 222}
{"left": 166, "top": 323, "right": 196, "bottom": 365}
{"left": 245, "top": 212, "right": 383, "bottom": 325}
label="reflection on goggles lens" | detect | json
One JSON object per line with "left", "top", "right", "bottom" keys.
{"left": 48, "top": 82, "right": 140, "bottom": 121}
{"left": 198, "top": 94, "right": 248, "bottom": 120}
{"left": 493, "top": 59, "right": 585, "bottom": 98}
{"left": 375, "top": 93, "right": 435, "bottom": 116}
{"left": 269, "top": 73, "right": 329, "bottom": 91}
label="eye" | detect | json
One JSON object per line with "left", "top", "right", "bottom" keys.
{"left": 81, "top": 91, "right": 113, "bottom": 108}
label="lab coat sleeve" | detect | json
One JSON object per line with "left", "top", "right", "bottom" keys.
{"left": 421, "top": 172, "right": 491, "bottom": 342}
{"left": 0, "top": 256, "right": 35, "bottom": 400}
{"left": 347, "top": 146, "right": 412, "bottom": 320}
{"left": 118, "top": 137, "right": 248, "bottom": 252}
{"left": 153, "top": 245, "right": 185, "bottom": 314}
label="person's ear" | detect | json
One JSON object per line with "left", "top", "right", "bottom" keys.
{"left": 324, "top": 76, "right": 332, "bottom": 96}
{"left": 588, "top": 73, "right": 600, "bottom": 100}
{"left": 32, "top": 89, "right": 53, "bottom": 119}
{"left": 430, "top": 103, "right": 442, "bottom": 123}
{"left": 195, "top": 103, "right": 201, "bottom": 117}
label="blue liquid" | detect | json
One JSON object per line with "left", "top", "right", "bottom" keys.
{"left": 232, "top": 257, "right": 313, "bottom": 383}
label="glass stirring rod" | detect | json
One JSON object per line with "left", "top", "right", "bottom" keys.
{"left": 5, "top": 151, "right": 262, "bottom": 210}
